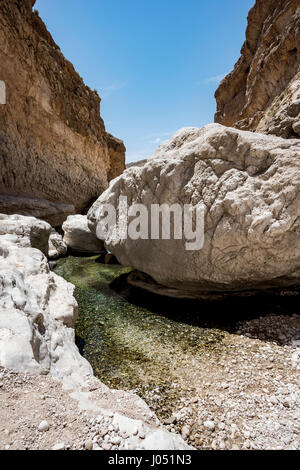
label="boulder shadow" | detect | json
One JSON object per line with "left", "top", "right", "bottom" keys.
{"left": 110, "top": 272, "right": 300, "bottom": 348}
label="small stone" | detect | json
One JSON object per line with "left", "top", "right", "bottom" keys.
{"left": 52, "top": 443, "right": 65, "bottom": 451}
{"left": 181, "top": 425, "right": 190, "bottom": 440}
{"left": 92, "top": 443, "right": 102, "bottom": 450}
{"left": 111, "top": 436, "right": 121, "bottom": 445}
{"left": 204, "top": 420, "right": 215, "bottom": 431}
{"left": 84, "top": 440, "right": 93, "bottom": 451}
{"left": 102, "top": 443, "right": 112, "bottom": 450}
{"left": 164, "top": 415, "right": 176, "bottom": 425}
{"left": 99, "top": 427, "right": 108, "bottom": 437}
{"left": 38, "top": 420, "right": 50, "bottom": 432}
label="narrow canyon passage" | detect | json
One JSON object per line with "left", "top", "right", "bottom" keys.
{"left": 55, "top": 255, "right": 300, "bottom": 450}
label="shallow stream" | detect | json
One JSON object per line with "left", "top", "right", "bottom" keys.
{"left": 54, "top": 255, "right": 297, "bottom": 422}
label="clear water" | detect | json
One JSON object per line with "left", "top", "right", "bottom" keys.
{"left": 54, "top": 255, "right": 298, "bottom": 423}
{"left": 54, "top": 255, "right": 229, "bottom": 419}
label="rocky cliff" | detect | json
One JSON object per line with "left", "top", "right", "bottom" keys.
{"left": 215, "top": 0, "right": 300, "bottom": 139}
{"left": 0, "top": 0, "right": 125, "bottom": 226}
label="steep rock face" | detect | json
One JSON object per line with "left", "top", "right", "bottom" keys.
{"left": 0, "top": 0, "right": 125, "bottom": 224}
{"left": 0, "top": 195, "right": 75, "bottom": 228}
{"left": 107, "top": 134, "right": 127, "bottom": 182}
{"left": 88, "top": 124, "right": 300, "bottom": 298}
{"left": 215, "top": 0, "right": 300, "bottom": 139}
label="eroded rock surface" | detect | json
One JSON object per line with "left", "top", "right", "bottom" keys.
{"left": 48, "top": 229, "right": 67, "bottom": 259}
{"left": 0, "top": 214, "right": 190, "bottom": 450}
{"left": 215, "top": 0, "right": 300, "bottom": 139}
{"left": 62, "top": 215, "right": 104, "bottom": 253}
{"left": 0, "top": 214, "right": 51, "bottom": 256}
{"left": 0, "top": 234, "right": 92, "bottom": 387}
{"left": 0, "top": 195, "right": 75, "bottom": 227}
{"left": 0, "top": 0, "right": 125, "bottom": 220}
{"left": 88, "top": 124, "right": 300, "bottom": 297}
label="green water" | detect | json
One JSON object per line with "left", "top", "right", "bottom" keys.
{"left": 54, "top": 255, "right": 298, "bottom": 423}
{"left": 54, "top": 255, "right": 227, "bottom": 419}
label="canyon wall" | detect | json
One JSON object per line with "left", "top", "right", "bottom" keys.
{"left": 215, "top": 0, "right": 300, "bottom": 139}
{"left": 0, "top": 0, "right": 125, "bottom": 226}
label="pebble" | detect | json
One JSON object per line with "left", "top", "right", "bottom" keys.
{"left": 181, "top": 425, "right": 190, "bottom": 440}
{"left": 52, "top": 443, "right": 65, "bottom": 451}
{"left": 204, "top": 420, "right": 215, "bottom": 431}
{"left": 111, "top": 436, "right": 121, "bottom": 445}
{"left": 99, "top": 427, "right": 108, "bottom": 437}
{"left": 92, "top": 443, "right": 102, "bottom": 450}
{"left": 38, "top": 420, "right": 50, "bottom": 432}
{"left": 102, "top": 443, "right": 112, "bottom": 450}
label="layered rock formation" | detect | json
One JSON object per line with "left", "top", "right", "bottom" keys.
{"left": 215, "top": 0, "right": 300, "bottom": 139}
{"left": 88, "top": 124, "right": 300, "bottom": 298}
{"left": 0, "top": 0, "right": 125, "bottom": 225}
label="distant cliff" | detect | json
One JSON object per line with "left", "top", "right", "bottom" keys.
{"left": 0, "top": 0, "right": 125, "bottom": 225}
{"left": 215, "top": 0, "right": 300, "bottom": 139}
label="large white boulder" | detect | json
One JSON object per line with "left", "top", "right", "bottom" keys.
{"left": 0, "top": 233, "right": 92, "bottom": 388}
{"left": 0, "top": 213, "right": 51, "bottom": 256}
{"left": 88, "top": 124, "right": 300, "bottom": 297}
{"left": 62, "top": 215, "right": 104, "bottom": 253}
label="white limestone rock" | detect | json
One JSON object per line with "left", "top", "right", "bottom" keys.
{"left": 0, "top": 213, "right": 51, "bottom": 256}
{"left": 62, "top": 215, "right": 104, "bottom": 253}
{"left": 0, "top": 214, "right": 191, "bottom": 450}
{"left": 0, "top": 230, "right": 92, "bottom": 388}
{"left": 88, "top": 124, "right": 300, "bottom": 298}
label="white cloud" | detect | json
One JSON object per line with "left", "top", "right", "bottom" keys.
{"left": 147, "top": 131, "right": 173, "bottom": 144}
{"left": 126, "top": 131, "right": 174, "bottom": 164}
{"left": 101, "top": 81, "right": 128, "bottom": 98}
{"left": 198, "top": 73, "right": 227, "bottom": 85}
{"left": 149, "top": 137, "right": 162, "bottom": 144}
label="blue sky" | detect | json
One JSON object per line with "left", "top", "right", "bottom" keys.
{"left": 35, "top": 0, "right": 255, "bottom": 163}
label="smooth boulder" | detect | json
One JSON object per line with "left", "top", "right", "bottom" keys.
{"left": 62, "top": 215, "right": 104, "bottom": 253}
{"left": 88, "top": 124, "right": 300, "bottom": 298}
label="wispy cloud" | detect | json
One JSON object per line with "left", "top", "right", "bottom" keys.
{"left": 147, "top": 131, "right": 173, "bottom": 145}
{"left": 126, "top": 131, "right": 174, "bottom": 164}
{"left": 149, "top": 137, "right": 163, "bottom": 144}
{"left": 101, "top": 81, "right": 128, "bottom": 98}
{"left": 197, "top": 73, "right": 226, "bottom": 86}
